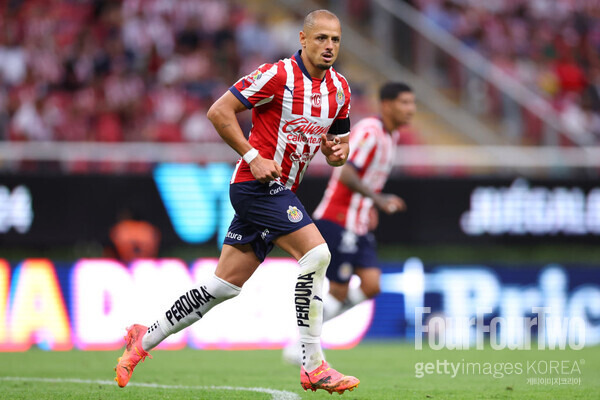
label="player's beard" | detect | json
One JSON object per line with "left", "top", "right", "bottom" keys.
{"left": 316, "top": 63, "right": 332, "bottom": 70}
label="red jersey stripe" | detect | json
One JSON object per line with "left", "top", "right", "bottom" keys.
{"left": 357, "top": 146, "right": 378, "bottom": 178}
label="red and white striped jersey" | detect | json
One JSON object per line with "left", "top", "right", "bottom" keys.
{"left": 313, "top": 116, "right": 400, "bottom": 235}
{"left": 228, "top": 50, "right": 351, "bottom": 192}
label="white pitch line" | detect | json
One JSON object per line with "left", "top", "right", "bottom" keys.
{"left": 0, "top": 376, "right": 301, "bottom": 400}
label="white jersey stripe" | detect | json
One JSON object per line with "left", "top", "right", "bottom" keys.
{"left": 303, "top": 74, "right": 313, "bottom": 114}
{"left": 328, "top": 70, "right": 344, "bottom": 118}
{"left": 346, "top": 192, "right": 363, "bottom": 232}
{"left": 357, "top": 197, "right": 373, "bottom": 233}
{"left": 230, "top": 159, "right": 242, "bottom": 184}
{"left": 320, "top": 78, "right": 330, "bottom": 120}
{"left": 350, "top": 129, "right": 378, "bottom": 169}
{"left": 254, "top": 95, "right": 274, "bottom": 107}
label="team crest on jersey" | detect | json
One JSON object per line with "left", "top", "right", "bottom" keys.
{"left": 287, "top": 206, "right": 304, "bottom": 223}
{"left": 311, "top": 93, "right": 321, "bottom": 108}
{"left": 336, "top": 88, "right": 345, "bottom": 105}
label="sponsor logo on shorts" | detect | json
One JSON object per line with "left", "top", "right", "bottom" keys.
{"left": 287, "top": 206, "right": 303, "bottom": 223}
{"left": 261, "top": 229, "right": 269, "bottom": 240}
{"left": 226, "top": 231, "right": 243, "bottom": 241}
{"left": 269, "top": 183, "right": 288, "bottom": 195}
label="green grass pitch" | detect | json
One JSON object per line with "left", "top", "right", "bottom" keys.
{"left": 0, "top": 341, "right": 598, "bottom": 399}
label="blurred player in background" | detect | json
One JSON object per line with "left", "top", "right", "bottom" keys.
{"left": 114, "top": 9, "right": 360, "bottom": 395}
{"left": 284, "top": 82, "right": 416, "bottom": 364}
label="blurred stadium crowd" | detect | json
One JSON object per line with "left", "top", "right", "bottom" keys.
{"left": 417, "top": 0, "right": 600, "bottom": 141}
{"left": 0, "top": 0, "right": 598, "bottom": 147}
{"left": 0, "top": 0, "right": 308, "bottom": 144}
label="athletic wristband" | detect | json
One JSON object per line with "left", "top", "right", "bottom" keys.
{"left": 242, "top": 148, "right": 259, "bottom": 164}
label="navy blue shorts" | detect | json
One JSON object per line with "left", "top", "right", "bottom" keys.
{"left": 223, "top": 180, "right": 313, "bottom": 261}
{"left": 315, "top": 219, "right": 378, "bottom": 284}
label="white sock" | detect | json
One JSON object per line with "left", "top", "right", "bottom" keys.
{"left": 323, "top": 292, "right": 344, "bottom": 321}
{"left": 346, "top": 286, "right": 367, "bottom": 308}
{"left": 326, "top": 286, "right": 369, "bottom": 319}
{"left": 142, "top": 274, "right": 241, "bottom": 351}
{"left": 295, "top": 243, "right": 330, "bottom": 372}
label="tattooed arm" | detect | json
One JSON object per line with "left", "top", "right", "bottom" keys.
{"left": 207, "top": 91, "right": 281, "bottom": 183}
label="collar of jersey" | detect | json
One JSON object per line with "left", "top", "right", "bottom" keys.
{"left": 293, "top": 50, "right": 326, "bottom": 81}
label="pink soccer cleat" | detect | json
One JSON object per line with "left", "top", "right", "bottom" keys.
{"left": 114, "top": 324, "right": 152, "bottom": 387}
{"left": 300, "top": 360, "right": 360, "bottom": 394}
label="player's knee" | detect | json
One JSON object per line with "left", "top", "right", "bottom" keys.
{"left": 221, "top": 287, "right": 240, "bottom": 301}
{"left": 361, "top": 280, "right": 381, "bottom": 298}
{"left": 313, "top": 243, "right": 331, "bottom": 269}
{"left": 211, "top": 274, "right": 242, "bottom": 301}
{"left": 299, "top": 243, "right": 331, "bottom": 273}
{"left": 329, "top": 284, "right": 349, "bottom": 301}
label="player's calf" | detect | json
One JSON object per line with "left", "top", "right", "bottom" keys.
{"left": 295, "top": 243, "right": 330, "bottom": 371}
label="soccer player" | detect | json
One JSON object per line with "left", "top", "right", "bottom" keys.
{"left": 114, "top": 9, "right": 360, "bottom": 395}
{"left": 283, "top": 82, "right": 415, "bottom": 364}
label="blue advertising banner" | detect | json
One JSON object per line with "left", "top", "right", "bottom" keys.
{"left": 373, "top": 259, "right": 600, "bottom": 350}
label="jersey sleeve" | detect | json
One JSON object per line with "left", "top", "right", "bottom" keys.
{"left": 328, "top": 75, "right": 352, "bottom": 137}
{"left": 348, "top": 127, "right": 378, "bottom": 174}
{"left": 338, "top": 79, "right": 351, "bottom": 120}
{"left": 229, "top": 63, "right": 280, "bottom": 109}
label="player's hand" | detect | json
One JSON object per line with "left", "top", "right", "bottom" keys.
{"left": 248, "top": 155, "right": 282, "bottom": 183}
{"left": 374, "top": 193, "right": 406, "bottom": 214}
{"left": 320, "top": 134, "right": 347, "bottom": 166}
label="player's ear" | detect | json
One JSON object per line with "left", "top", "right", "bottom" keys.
{"left": 299, "top": 31, "right": 306, "bottom": 48}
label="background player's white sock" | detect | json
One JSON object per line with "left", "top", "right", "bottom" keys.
{"left": 323, "top": 286, "right": 368, "bottom": 322}
{"left": 141, "top": 274, "right": 241, "bottom": 351}
{"left": 295, "top": 243, "right": 330, "bottom": 372}
{"left": 323, "top": 292, "right": 344, "bottom": 321}
{"left": 346, "top": 286, "right": 367, "bottom": 309}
